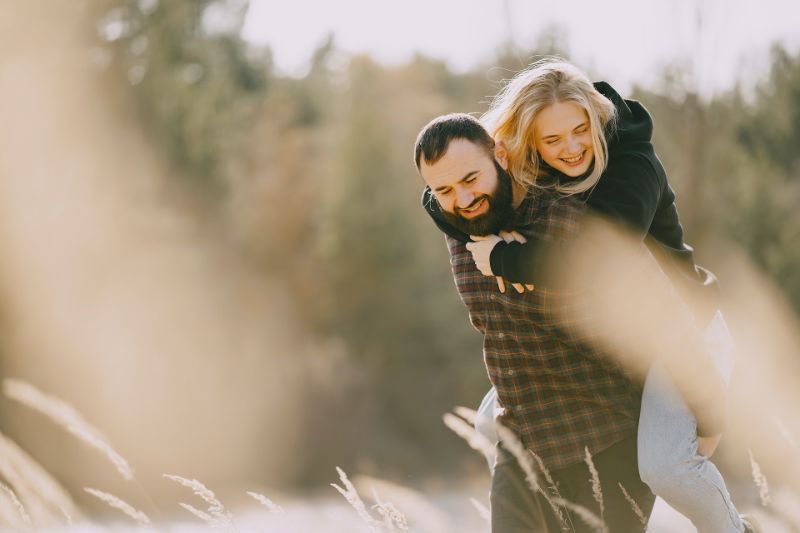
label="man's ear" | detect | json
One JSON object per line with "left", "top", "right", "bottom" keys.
{"left": 494, "top": 140, "right": 509, "bottom": 170}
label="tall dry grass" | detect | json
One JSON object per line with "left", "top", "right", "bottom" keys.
{"left": 0, "top": 377, "right": 471, "bottom": 531}
{"left": 0, "top": 371, "right": 795, "bottom": 530}
{"left": 0, "top": 430, "right": 80, "bottom": 527}
{"left": 0, "top": 374, "right": 672, "bottom": 531}
{"left": 4, "top": 379, "right": 134, "bottom": 481}
{"left": 83, "top": 488, "right": 151, "bottom": 527}
{"left": 0, "top": 0, "right": 307, "bottom": 501}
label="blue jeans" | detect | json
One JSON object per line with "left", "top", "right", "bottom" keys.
{"left": 476, "top": 311, "right": 743, "bottom": 532}
{"left": 637, "top": 311, "right": 744, "bottom": 532}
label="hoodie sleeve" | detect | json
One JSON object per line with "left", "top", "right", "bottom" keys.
{"left": 488, "top": 144, "right": 666, "bottom": 284}
{"left": 583, "top": 146, "right": 664, "bottom": 238}
{"left": 424, "top": 162, "right": 663, "bottom": 286}
{"left": 422, "top": 184, "right": 563, "bottom": 284}
{"left": 580, "top": 81, "right": 665, "bottom": 238}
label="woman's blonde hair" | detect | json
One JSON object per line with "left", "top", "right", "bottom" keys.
{"left": 482, "top": 59, "right": 617, "bottom": 195}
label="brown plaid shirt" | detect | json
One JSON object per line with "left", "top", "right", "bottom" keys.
{"left": 448, "top": 188, "right": 642, "bottom": 471}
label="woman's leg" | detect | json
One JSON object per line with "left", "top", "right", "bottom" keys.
{"left": 475, "top": 386, "right": 500, "bottom": 468}
{"left": 638, "top": 312, "right": 744, "bottom": 532}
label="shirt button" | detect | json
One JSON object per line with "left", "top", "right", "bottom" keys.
{"left": 507, "top": 369, "right": 515, "bottom": 376}
{"left": 497, "top": 333, "right": 505, "bottom": 339}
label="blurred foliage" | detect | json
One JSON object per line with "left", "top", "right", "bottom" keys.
{"left": 97, "top": 0, "right": 270, "bottom": 189}
{"left": 634, "top": 43, "right": 800, "bottom": 306}
{"left": 739, "top": 46, "right": 800, "bottom": 176}
{"left": 94, "top": 1, "right": 800, "bottom": 485}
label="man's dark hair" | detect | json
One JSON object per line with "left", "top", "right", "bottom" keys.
{"left": 414, "top": 113, "right": 495, "bottom": 170}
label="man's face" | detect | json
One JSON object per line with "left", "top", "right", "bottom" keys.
{"left": 419, "top": 138, "right": 514, "bottom": 236}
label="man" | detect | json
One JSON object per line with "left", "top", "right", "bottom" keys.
{"left": 414, "top": 113, "right": 655, "bottom": 531}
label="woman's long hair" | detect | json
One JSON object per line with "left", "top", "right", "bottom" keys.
{"left": 482, "top": 59, "right": 617, "bottom": 195}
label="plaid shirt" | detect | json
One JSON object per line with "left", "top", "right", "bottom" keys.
{"left": 448, "top": 188, "right": 642, "bottom": 471}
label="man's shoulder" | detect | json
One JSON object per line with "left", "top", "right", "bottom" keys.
{"left": 515, "top": 187, "right": 586, "bottom": 229}
{"left": 445, "top": 234, "right": 469, "bottom": 259}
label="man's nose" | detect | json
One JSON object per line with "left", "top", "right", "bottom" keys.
{"left": 456, "top": 188, "right": 474, "bottom": 208}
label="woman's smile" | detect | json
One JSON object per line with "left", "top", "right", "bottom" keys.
{"left": 560, "top": 150, "right": 587, "bottom": 167}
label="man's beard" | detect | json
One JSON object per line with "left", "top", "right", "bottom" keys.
{"left": 440, "top": 160, "right": 514, "bottom": 236}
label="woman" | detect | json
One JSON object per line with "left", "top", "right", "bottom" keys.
{"left": 423, "top": 60, "right": 753, "bottom": 532}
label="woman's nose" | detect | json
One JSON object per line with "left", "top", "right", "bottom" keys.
{"left": 566, "top": 135, "right": 581, "bottom": 153}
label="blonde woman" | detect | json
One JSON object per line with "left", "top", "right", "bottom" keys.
{"left": 422, "top": 60, "right": 756, "bottom": 532}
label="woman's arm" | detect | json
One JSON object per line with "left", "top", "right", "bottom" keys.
{"left": 485, "top": 148, "right": 665, "bottom": 284}
{"left": 422, "top": 149, "right": 664, "bottom": 285}
{"left": 582, "top": 146, "right": 665, "bottom": 238}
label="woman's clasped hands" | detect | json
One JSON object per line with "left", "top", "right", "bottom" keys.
{"left": 466, "top": 230, "right": 535, "bottom": 294}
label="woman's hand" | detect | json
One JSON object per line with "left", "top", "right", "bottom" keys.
{"left": 697, "top": 434, "right": 722, "bottom": 457}
{"left": 467, "top": 231, "right": 535, "bottom": 294}
{"left": 466, "top": 234, "right": 503, "bottom": 276}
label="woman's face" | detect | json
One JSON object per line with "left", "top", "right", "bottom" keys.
{"left": 533, "top": 100, "right": 594, "bottom": 177}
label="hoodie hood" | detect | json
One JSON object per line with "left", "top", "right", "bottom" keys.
{"left": 594, "top": 81, "right": 654, "bottom": 147}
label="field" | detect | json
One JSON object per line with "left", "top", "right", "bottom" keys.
{"left": 0, "top": 379, "right": 790, "bottom": 532}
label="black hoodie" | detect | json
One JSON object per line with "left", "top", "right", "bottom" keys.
{"left": 422, "top": 81, "right": 720, "bottom": 323}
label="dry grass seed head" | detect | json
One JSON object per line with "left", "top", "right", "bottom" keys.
{"left": 748, "top": 450, "right": 771, "bottom": 507}
{"left": 442, "top": 412, "right": 497, "bottom": 467}
{"left": 0, "top": 481, "right": 32, "bottom": 529}
{"left": 552, "top": 497, "right": 609, "bottom": 533}
{"left": 83, "top": 488, "right": 151, "bottom": 526}
{"left": 179, "top": 502, "right": 216, "bottom": 525}
{"left": 617, "top": 483, "right": 647, "bottom": 526}
{"left": 330, "top": 467, "right": 382, "bottom": 531}
{"left": 246, "top": 491, "right": 284, "bottom": 515}
{"left": 584, "top": 447, "right": 604, "bottom": 518}
{"left": 0, "top": 431, "right": 81, "bottom": 526}
{"left": 4, "top": 379, "right": 134, "bottom": 481}
{"left": 371, "top": 487, "right": 409, "bottom": 531}
{"left": 163, "top": 474, "right": 234, "bottom": 530}
{"left": 469, "top": 497, "right": 491, "bottom": 522}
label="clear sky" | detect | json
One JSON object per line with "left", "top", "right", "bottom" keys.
{"left": 242, "top": 0, "right": 800, "bottom": 97}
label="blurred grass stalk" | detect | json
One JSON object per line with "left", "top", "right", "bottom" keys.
{"left": 0, "top": 0, "right": 305, "bottom": 500}
{"left": 554, "top": 215, "right": 800, "bottom": 489}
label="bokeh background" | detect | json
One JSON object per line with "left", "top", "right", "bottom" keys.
{"left": 1, "top": 0, "right": 799, "bottom": 529}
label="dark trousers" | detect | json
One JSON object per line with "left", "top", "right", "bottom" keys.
{"left": 490, "top": 436, "right": 655, "bottom": 532}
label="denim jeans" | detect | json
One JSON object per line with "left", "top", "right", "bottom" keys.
{"left": 637, "top": 311, "right": 744, "bottom": 532}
